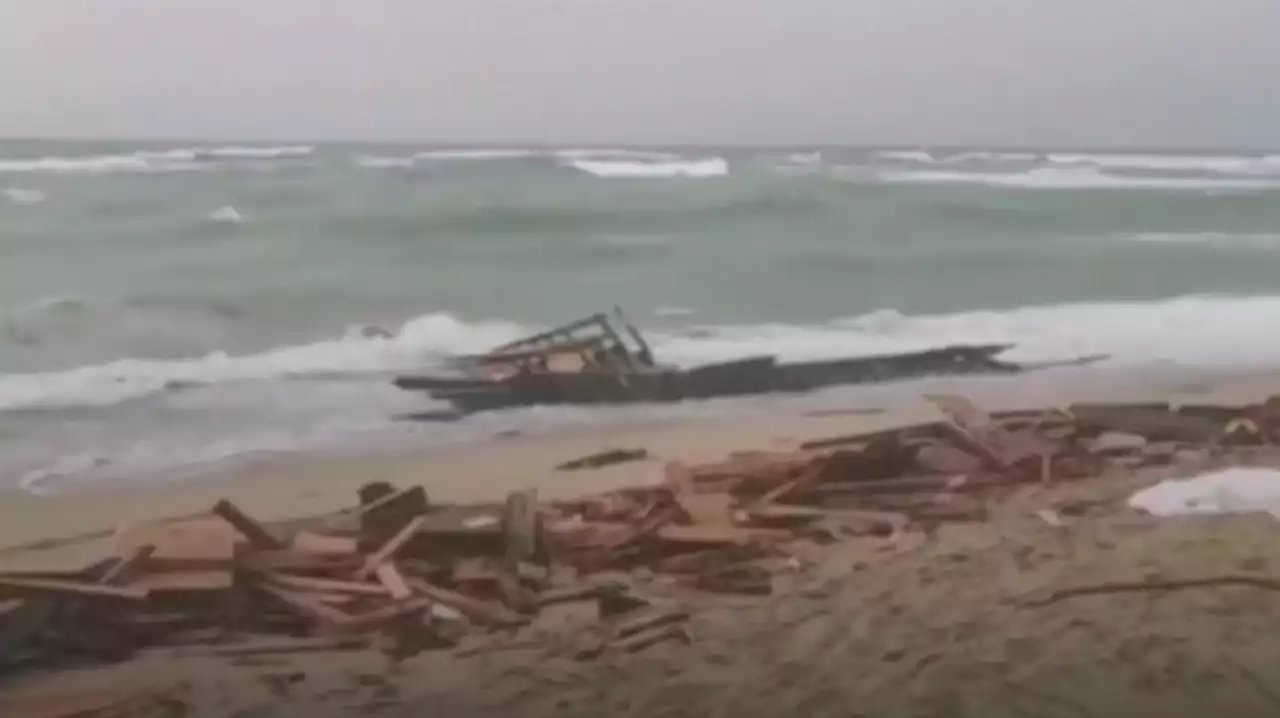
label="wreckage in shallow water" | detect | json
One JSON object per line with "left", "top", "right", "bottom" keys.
{"left": 393, "top": 308, "right": 1107, "bottom": 415}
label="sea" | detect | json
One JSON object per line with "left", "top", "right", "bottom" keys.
{"left": 4, "top": 140, "right": 1280, "bottom": 492}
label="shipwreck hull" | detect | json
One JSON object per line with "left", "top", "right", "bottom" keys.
{"left": 395, "top": 343, "right": 1039, "bottom": 415}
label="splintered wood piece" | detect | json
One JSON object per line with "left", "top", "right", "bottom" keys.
{"left": 256, "top": 583, "right": 353, "bottom": 628}
{"left": 265, "top": 573, "right": 390, "bottom": 597}
{"left": 924, "top": 394, "right": 1055, "bottom": 469}
{"left": 613, "top": 606, "right": 689, "bottom": 638}
{"left": 375, "top": 563, "right": 413, "bottom": 600}
{"left": 557, "top": 447, "right": 648, "bottom": 471}
{"left": 0, "top": 576, "right": 149, "bottom": 601}
{"left": 291, "top": 531, "right": 358, "bottom": 557}
{"left": 354, "top": 515, "right": 425, "bottom": 580}
{"left": 755, "top": 457, "right": 829, "bottom": 507}
{"left": 347, "top": 485, "right": 427, "bottom": 519}
{"left": 338, "top": 596, "right": 433, "bottom": 633}
{"left": 611, "top": 623, "right": 690, "bottom": 653}
{"left": 407, "top": 578, "right": 526, "bottom": 627}
{"left": 502, "top": 488, "right": 541, "bottom": 566}
{"left": 99, "top": 545, "right": 155, "bottom": 585}
{"left": 212, "top": 499, "right": 286, "bottom": 550}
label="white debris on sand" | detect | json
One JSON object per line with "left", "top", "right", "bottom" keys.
{"left": 1128, "top": 467, "right": 1280, "bottom": 518}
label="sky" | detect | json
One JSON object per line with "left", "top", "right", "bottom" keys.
{"left": 2, "top": 0, "right": 1278, "bottom": 147}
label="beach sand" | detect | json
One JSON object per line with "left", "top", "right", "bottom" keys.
{"left": 8, "top": 369, "right": 1280, "bottom": 716}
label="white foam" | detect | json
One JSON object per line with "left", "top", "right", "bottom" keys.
{"left": 203, "top": 145, "right": 313, "bottom": 159}
{"left": 568, "top": 157, "right": 729, "bottom": 179}
{"left": 555, "top": 148, "right": 684, "bottom": 161}
{"left": 0, "top": 154, "right": 200, "bottom": 175}
{"left": 1048, "top": 152, "right": 1280, "bottom": 175}
{"left": 2, "top": 187, "right": 44, "bottom": 204}
{"left": 876, "top": 150, "right": 935, "bottom": 163}
{"left": 0, "top": 145, "right": 312, "bottom": 175}
{"left": 880, "top": 166, "right": 1280, "bottom": 191}
{"left": 354, "top": 154, "right": 416, "bottom": 169}
{"left": 876, "top": 150, "right": 1037, "bottom": 165}
{"left": 415, "top": 149, "right": 539, "bottom": 161}
{"left": 1128, "top": 468, "right": 1280, "bottom": 518}
{"left": 208, "top": 205, "right": 245, "bottom": 224}
{"left": 11, "top": 295, "right": 1280, "bottom": 412}
{"left": 0, "top": 313, "right": 527, "bottom": 411}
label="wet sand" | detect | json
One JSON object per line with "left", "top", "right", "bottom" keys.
{"left": 8, "top": 369, "right": 1280, "bottom": 716}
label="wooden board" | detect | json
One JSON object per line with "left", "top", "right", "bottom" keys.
{"left": 291, "top": 531, "right": 358, "bottom": 557}
{"left": 924, "top": 393, "right": 1055, "bottom": 468}
{"left": 114, "top": 517, "right": 238, "bottom": 570}
{"left": 129, "top": 570, "right": 234, "bottom": 593}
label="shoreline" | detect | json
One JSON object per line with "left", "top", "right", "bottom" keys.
{"left": 3, "top": 364, "right": 1276, "bottom": 571}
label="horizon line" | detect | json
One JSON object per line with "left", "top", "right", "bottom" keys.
{"left": 1, "top": 136, "right": 1278, "bottom": 155}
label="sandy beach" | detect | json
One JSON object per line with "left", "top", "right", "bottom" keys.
{"left": 9, "top": 368, "right": 1280, "bottom": 717}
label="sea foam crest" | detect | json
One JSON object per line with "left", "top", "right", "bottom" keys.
{"left": 0, "top": 145, "right": 314, "bottom": 174}
{"left": 567, "top": 157, "right": 729, "bottom": 179}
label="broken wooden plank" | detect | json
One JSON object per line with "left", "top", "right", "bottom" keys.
{"left": 375, "top": 563, "right": 413, "bottom": 601}
{"left": 338, "top": 596, "right": 434, "bottom": 634}
{"left": 407, "top": 578, "right": 527, "bottom": 627}
{"left": 114, "top": 517, "right": 237, "bottom": 571}
{"left": 1069, "top": 402, "right": 1224, "bottom": 443}
{"left": 612, "top": 606, "right": 689, "bottom": 639}
{"left": 263, "top": 573, "right": 390, "bottom": 597}
{"left": 557, "top": 447, "right": 648, "bottom": 471}
{"left": 755, "top": 456, "right": 829, "bottom": 507}
{"left": 0, "top": 576, "right": 148, "bottom": 601}
{"left": 0, "top": 546, "right": 155, "bottom": 669}
{"left": 611, "top": 622, "right": 690, "bottom": 654}
{"left": 255, "top": 582, "right": 353, "bottom": 628}
{"left": 925, "top": 393, "right": 1057, "bottom": 469}
{"left": 166, "top": 635, "right": 369, "bottom": 657}
{"left": 354, "top": 515, "right": 426, "bottom": 580}
{"left": 501, "top": 488, "right": 541, "bottom": 567}
{"left": 291, "top": 531, "right": 358, "bottom": 557}
{"left": 212, "top": 499, "right": 286, "bottom": 550}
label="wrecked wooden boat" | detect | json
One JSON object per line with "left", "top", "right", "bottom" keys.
{"left": 392, "top": 308, "right": 1107, "bottom": 415}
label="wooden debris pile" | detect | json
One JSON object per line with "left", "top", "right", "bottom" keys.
{"left": 0, "top": 486, "right": 695, "bottom": 680}
{"left": 0, "top": 394, "right": 1267, "bottom": 681}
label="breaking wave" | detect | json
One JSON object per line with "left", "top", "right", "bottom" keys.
{"left": 879, "top": 166, "right": 1280, "bottom": 191}
{"left": 9, "top": 295, "right": 1280, "bottom": 412}
{"left": 0, "top": 145, "right": 314, "bottom": 174}
{"left": 208, "top": 205, "right": 245, "bottom": 224}
{"left": 567, "top": 157, "right": 729, "bottom": 179}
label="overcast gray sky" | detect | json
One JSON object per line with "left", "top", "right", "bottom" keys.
{"left": 2, "top": 1, "right": 1277, "bottom": 147}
